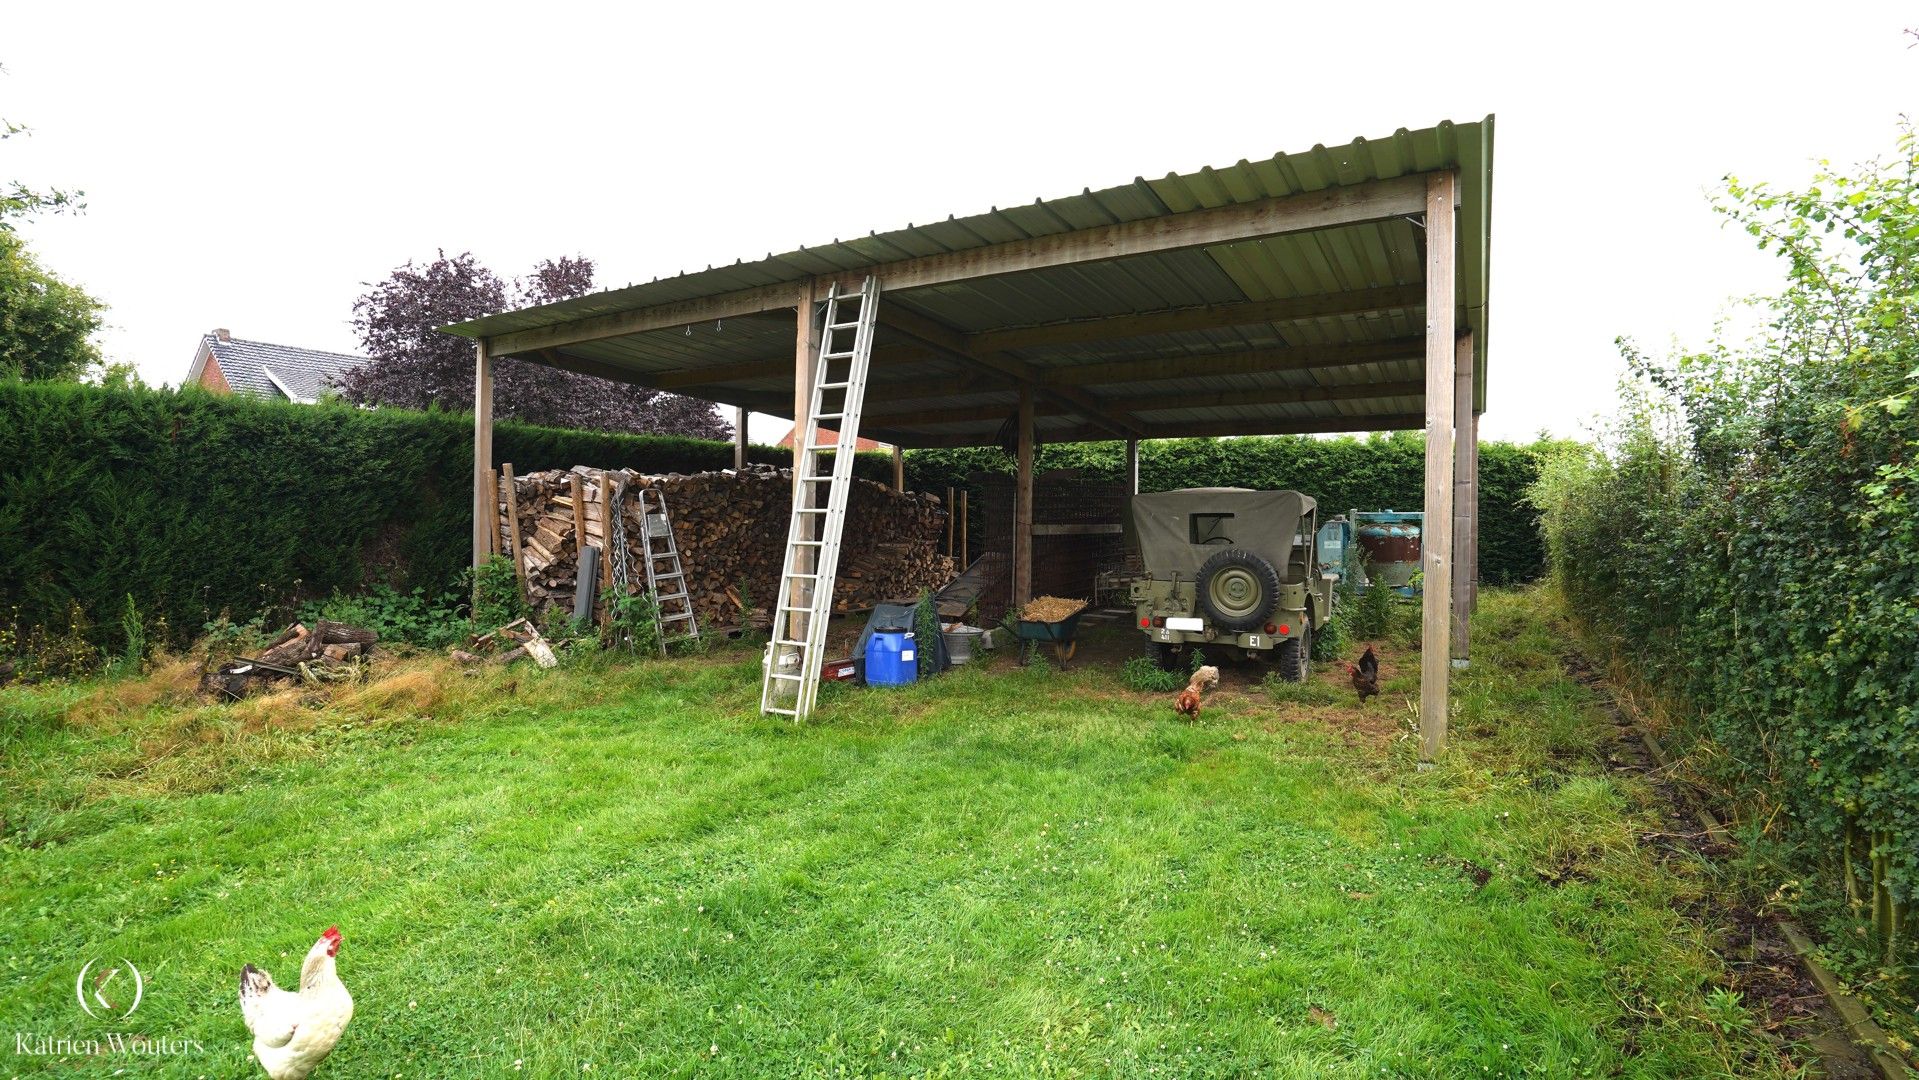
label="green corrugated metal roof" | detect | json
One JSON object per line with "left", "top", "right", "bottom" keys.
{"left": 446, "top": 116, "right": 1493, "bottom": 443}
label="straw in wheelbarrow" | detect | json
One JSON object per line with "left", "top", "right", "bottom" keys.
{"left": 1020, "top": 596, "right": 1087, "bottom": 623}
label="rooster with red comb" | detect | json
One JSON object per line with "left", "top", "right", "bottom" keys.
{"left": 239, "top": 925, "right": 353, "bottom": 1079}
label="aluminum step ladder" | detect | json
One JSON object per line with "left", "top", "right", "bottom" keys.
{"left": 637, "top": 485, "right": 699, "bottom": 655}
{"left": 761, "top": 276, "right": 881, "bottom": 719}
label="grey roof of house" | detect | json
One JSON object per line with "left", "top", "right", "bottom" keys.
{"left": 203, "top": 335, "right": 369, "bottom": 402}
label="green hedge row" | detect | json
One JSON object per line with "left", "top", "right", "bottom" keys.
{"left": 0, "top": 380, "right": 889, "bottom": 650}
{"left": 905, "top": 432, "right": 1561, "bottom": 587}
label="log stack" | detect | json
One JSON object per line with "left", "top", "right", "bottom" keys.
{"left": 500, "top": 464, "right": 954, "bottom": 628}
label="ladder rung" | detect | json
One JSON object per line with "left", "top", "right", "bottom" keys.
{"left": 813, "top": 412, "right": 844, "bottom": 421}
{"left": 822, "top": 352, "right": 856, "bottom": 361}
{"left": 765, "top": 706, "right": 799, "bottom": 716}
{"left": 799, "top": 475, "right": 835, "bottom": 482}
{"left": 819, "top": 381, "right": 850, "bottom": 390}
{"left": 794, "top": 540, "right": 825, "bottom": 546}
{"left": 786, "top": 572, "right": 819, "bottom": 579}
{"left": 661, "top": 612, "right": 694, "bottom": 622}
{"left": 828, "top": 320, "right": 861, "bottom": 331}
{"left": 796, "top": 507, "right": 828, "bottom": 513}
{"left": 773, "top": 638, "right": 809, "bottom": 647}
{"left": 767, "top": 672, "right": 805, "bottom": 681}
{"left": 655, "top": 571, "right": 683, "bottom": 580}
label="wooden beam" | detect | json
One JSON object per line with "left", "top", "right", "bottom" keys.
{"left": 532, "top": 347, "right": 659, "bottom": 386}
{"left": 1041, "top": 339, "right": 1419, "bottom": 387}
{"left": 891, "top": 445, "right": 904, "bottom": 492}
{"left": 734, "top": 407, "right": 748, "bottom": 471}
{"left": 1419, "top": 171, "right": 1458, "bottom": 766}
{"left": 968, "top": 284, "right": 1425, "bottom": 354}
{"left": 480, "top": 175, "right": 1426, "bottom": 361}
{"left": 1468, "top": 409, "right": 1481, "bottom": 614}
{"left": 880, "top": 302, "right": 1142, "bottom": 438}
{"left": 786, "top": 278, "right": 824, "bottom": 655}
{"left": 894, "top": 411, "right": 1424, "bottom": 448}
{"left": 866, "top": 379, "right": 1424, "bottom": 428}
{"left": 1014, "top": 384, "right": 1035, "bottom": 610}
{"left": 1125, "top": 439, "right": 1140, "bottom": 496}
{"left": 471, "top": 341, "right": 494, "bottom": 571}
{"left": 1451, "top": 331, "right": 1475, "bottom": 666}
{"left": 502, "top": 462, "right": 526, "bottom": 599}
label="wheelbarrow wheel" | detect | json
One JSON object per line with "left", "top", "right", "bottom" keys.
{"left": 1052, "top": 640, "right": 1077, "bottom": 668}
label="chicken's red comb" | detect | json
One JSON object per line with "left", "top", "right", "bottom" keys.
{"left": 322, "top": 925, "right": 341, "bottom": 941}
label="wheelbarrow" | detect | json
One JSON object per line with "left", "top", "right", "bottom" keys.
{"left": 1014, "top": 611, "right": 1083, "bottom": 670}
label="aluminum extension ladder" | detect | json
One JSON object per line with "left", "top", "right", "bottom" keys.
{"left": 637, "top": 486, "right": 699, "bottom": 655}
{"left": 760, "top": 277, "right": 881, "bottom": 719}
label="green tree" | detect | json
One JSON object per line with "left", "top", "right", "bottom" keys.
{"left": 1, "top": 70, "right": 104, "bottom": 381}
{"left": 0, "top": 231, "right": 103, "bottom": 380}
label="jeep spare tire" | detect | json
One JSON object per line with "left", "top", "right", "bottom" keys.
{"left": 1196, "top": 548, "right": 1282, "bottom": 633}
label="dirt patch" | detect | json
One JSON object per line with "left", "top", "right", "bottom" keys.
{"left": 1566, "top": 649, "right": 1888, "bottom": 1080}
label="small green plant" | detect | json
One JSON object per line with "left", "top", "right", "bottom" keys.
{"left": 1346, "top": 556, "right": 1398, "bottom": 642}
{"left": 610, "top": 589, "right": 662, "bottom": 656}
{"left": 1310, "top": 617, "right": 1345, "bottom": 662}
{"left": 913, "top": 591, "right": 941, "bottom": 679}
{"left": 1120, "top": 656, "right": 1186, "bottom": 693}
{"left": 302, "top": 585, "right": 469, "bottom": 648}
{"left": 468, "top": 555, "right": 526, "bottom": 632}
{"left": 1187, "top": 648, "right": 1207, "bottom": 673}
{"left": 117, "top": 593, "right": 147, "bottom": 673}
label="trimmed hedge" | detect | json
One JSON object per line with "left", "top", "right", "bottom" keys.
{"left": 905, "top": 432, "right": 1561, "bottom": 588}
{"left": 0, "top": 380, "right": 889, "bottom": 650}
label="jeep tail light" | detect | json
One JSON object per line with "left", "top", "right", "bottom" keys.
{"left": 1277, "top": 623, "right": 1291, "bottom": 635}
{"left": 1264, "top": 622, "right": 1277, "bottom": 635}
{"left": 1152, "top": 616, "right": 1166, "bottom": 628}
{"left": 1138, "top": 617, "right": 1150, "bottom": 628}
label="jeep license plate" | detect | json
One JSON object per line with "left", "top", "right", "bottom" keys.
{"left": 1165, "top": 617, "right": 1204, "bottom": 631}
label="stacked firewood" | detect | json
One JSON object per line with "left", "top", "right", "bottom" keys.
{"left": 500, "top": 464, "right": 954, "bottom": 629}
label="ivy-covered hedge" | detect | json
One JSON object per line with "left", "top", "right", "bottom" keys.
{"left": 0, "top": 380, "right": 888, "bottom": 650}
{"left": 905, "top": 431, "right": 1561, "bottom": 587}
{"left": 1530, "top": 130, "right": 1918, "bottom": 959}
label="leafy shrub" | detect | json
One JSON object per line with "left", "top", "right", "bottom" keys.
{"left": 1530, "top": 126, "right": 1918, "bottom": 962}
{"left": 0, "top": 379, "right": 894, "bottom": 662}
{"left": 300, "top": 585, "right": 469, "bottom": 649}
{"left": 467, "top": 555, "right": 526, "bottom": 634}
{"left": 1119, "top": 656, "right": 1186, "bottom": 693}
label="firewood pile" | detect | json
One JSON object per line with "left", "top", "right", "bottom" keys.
{"left": 200, "top": 620, "right": 377, "bottom": 699}
{"left": 500, "top": 464, "right": 955, "bottom": 629}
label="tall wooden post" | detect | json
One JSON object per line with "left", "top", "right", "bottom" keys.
{"left": 945, "top": 486, "right": 955, "bottom": 556}
{"left": 1013, "top": 384, "right": 1035, "bottom": 610}
{"left": 1419, "top": 171, "right": 1457, "bottom": 766}
{"left": 891, "top": 445, "right": 905, "bottom": 492}
{"left": 734, "top": 407, "right": 748, "bottom": 471}
{"left": 1469, "top": 409, "right": 1482, "bottom": 613}
{"left": 471, "top": 340, "right": 495, "bottom": 572}
{"left": 787, "top": 279, "right": 824, "bottom": 650}
{"left": 1125, "top": 438, "right": 1140, "bottom": 495}
{"left": 1450, "top": 331, "right": 1475, "bottom": 667}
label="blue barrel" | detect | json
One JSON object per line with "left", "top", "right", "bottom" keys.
{"left": 864, "top": 626, "right": 918, "bottom": 686}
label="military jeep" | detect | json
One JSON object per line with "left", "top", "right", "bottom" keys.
{"left": 1126, "top": 488, "right": 1334, "bottom": 681}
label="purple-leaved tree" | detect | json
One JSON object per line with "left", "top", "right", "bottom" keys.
{"left": 335, "top": 251, "right": 732, "bottom": 439}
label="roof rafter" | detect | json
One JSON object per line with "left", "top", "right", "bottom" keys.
{"left": 967, "top": 284, "right": 1424, "bottom": 354}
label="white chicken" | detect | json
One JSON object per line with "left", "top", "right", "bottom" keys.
{"left": 239, "top": 926, "right": 354, "bottom": 1080}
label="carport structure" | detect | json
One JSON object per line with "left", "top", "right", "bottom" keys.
{"left": 445, "top": 116, "right": 1493, "bottom": 760}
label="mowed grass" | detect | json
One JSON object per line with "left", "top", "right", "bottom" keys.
{"left": 0, "top": 589, "right": 1791, "bottom": 1078}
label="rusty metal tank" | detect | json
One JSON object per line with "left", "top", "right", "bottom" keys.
{"left": 1351, "top": 510, "right": 1423, "bottom": 592}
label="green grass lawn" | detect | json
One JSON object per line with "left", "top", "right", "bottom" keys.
{"left": 0, "top": 590, "right": 1798, "bottom": 1078}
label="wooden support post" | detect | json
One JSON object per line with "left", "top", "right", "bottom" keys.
{"left": 1450, "top": 331, "right": 1475, "bottom": 668}
{"left": 1013, "top": 384, "right": 1035, "bottom": 610}
{"left": 891, "top": 445, "right": 904, "bottom": 492}
{"left": 471, "top": 341, "right": 494, "bottom": 571}
{"left": 1469, "top": 409, "right": 1482, "bottom": 613}
{"left": 960, "top": 490, "right": 969, "bottom": 569}
{"left": 788, "top": 279, "right": 824, "bottom": 649}
{"left": 1419, "top": 171, "right": 1458, "bottom": 766}
{"left": 568, "top": 472, "right": 587, "bottom": 565}
{"left": 946, "top": 487, "right": 955, "bottom": 556}
{"left": 734, "top": 407, "right": 748, "bottom": 471}
{"left": 502, "top": 462, "right": 526, "bottom": 598}
{"left": 1125, "top": 438, "right": 1140, "bottom": 495}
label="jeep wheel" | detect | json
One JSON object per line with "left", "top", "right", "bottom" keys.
{"left": 1196, "top": 548, "right": 1283, "bottom": 634}
{"left": 1275, "top": 625, "right": 1312, "bottom": 683}
{"left": 1144, "top": 638, "right": 1182, "bottom": 673}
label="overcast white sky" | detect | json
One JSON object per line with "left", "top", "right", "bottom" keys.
{"left": 6, "top": 2, "right": 1915, "bottom": 444}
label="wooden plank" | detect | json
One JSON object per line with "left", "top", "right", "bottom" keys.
{"left": 502, "top": 462, "right": 527, "bottom": 598}
{"left": 967, "top": 284, "right": 1425, "bottom": 354}
{"left": 891, "top": 445, "right": 904, "bottom": 492}
{"left": 1468, "top": 408, "right": 1481, "bottom": 613}
{"left": 946, "top": 487, "right": 955, "bottom": 556}
{"left": 568, "top": 474, "right": 587, "bottom": 563}
{"left": 1419, "top": 171, "right": 1458, "bottom": 766}
{"left": 599, "top": 475, "right": 615, "bottom": 623}
{"left": 471, "top": 342, "right": 494, "bottom": 570}
{"left": 478, "top": 175, "right": 1426, "bottom": 358}
{"left": 896, "top": 411, "right": 1426, "bottom": 448}
{"left": 1451, "top": 331, "right": 1475, "bottom": 665}
{"left": 1041, "top": 339, "right": 1420, "bottom": 387}
{"left": 1013, "top": 385, "right": 1035, "bottom": 609}
{"left": 1125, "top": 439, "right": 1140, "bottom": 496}
{"left": 734, "top": 406, "right": 748, "bottom": 471}
{"left": 959, "top": 490, "right": 968, "bottom": 569}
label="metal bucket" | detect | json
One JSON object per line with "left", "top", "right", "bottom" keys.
{"left": 941, "top": 625, "right": 984, "bottom": 665}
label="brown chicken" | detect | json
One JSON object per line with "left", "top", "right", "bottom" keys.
{"left": 1174, "top": 665, "right": 1220, "bottom": 720}
{"left": 1346, "top": 646, "right": 1380, "bottom": 703}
